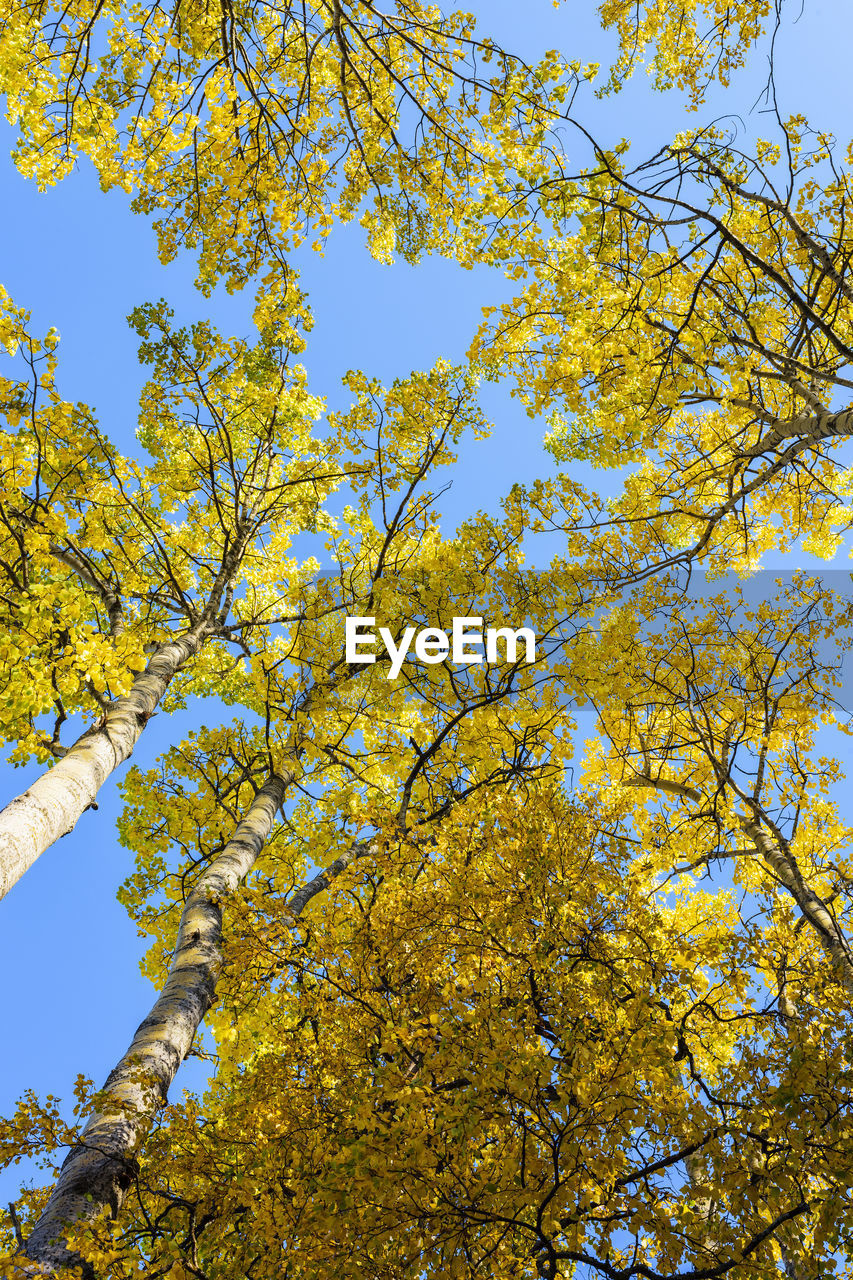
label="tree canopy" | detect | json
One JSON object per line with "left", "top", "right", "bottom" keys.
{"left": 1, "top": 2, "right": 853, "bottom": 1279}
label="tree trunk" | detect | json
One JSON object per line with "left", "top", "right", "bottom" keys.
{"left": 22, "top": 772, "right": 291, "bottom": 1276}
{"left": 0, "top": 628, "right": 207, "bottom": 904}
{"left": 743, "top": 818, "right": 853, "bottom": 999}
{"left": 21, "top": 761, "right": 375, "bottom": 1277}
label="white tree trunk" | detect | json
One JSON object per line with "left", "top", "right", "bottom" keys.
{"left": 0, "top": 629, "right": 207, "bottom": 904}
{"left": 23, "top": 772, "right": 290, "bottom": 1275}
{"left": 21, "top": 764, "right": 373, "bottom": 1276}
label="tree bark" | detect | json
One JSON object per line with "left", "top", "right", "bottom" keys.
{"left": 0, "top": 628, "right": 208, "bottom": 904}
{"left": 22, "top": 772, "right": 291, "bottom": 1275}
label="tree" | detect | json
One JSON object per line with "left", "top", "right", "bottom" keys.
{"left": 0, "top": 297, "right": 341, "bottom": 899}
{"left": 3, "top": 1, "right": 853, "bottom": 1279}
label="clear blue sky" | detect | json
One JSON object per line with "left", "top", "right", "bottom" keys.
{"left": 1, "top": 0, "right": 851, "bottom": 1208}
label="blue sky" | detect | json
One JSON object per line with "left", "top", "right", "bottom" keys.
{"left": 1, "top": 0, "right": 852, "bottom": 1209}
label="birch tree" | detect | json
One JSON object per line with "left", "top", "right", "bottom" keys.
{"left": 0, "top": 297, "right": 350, "bottom": 900}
